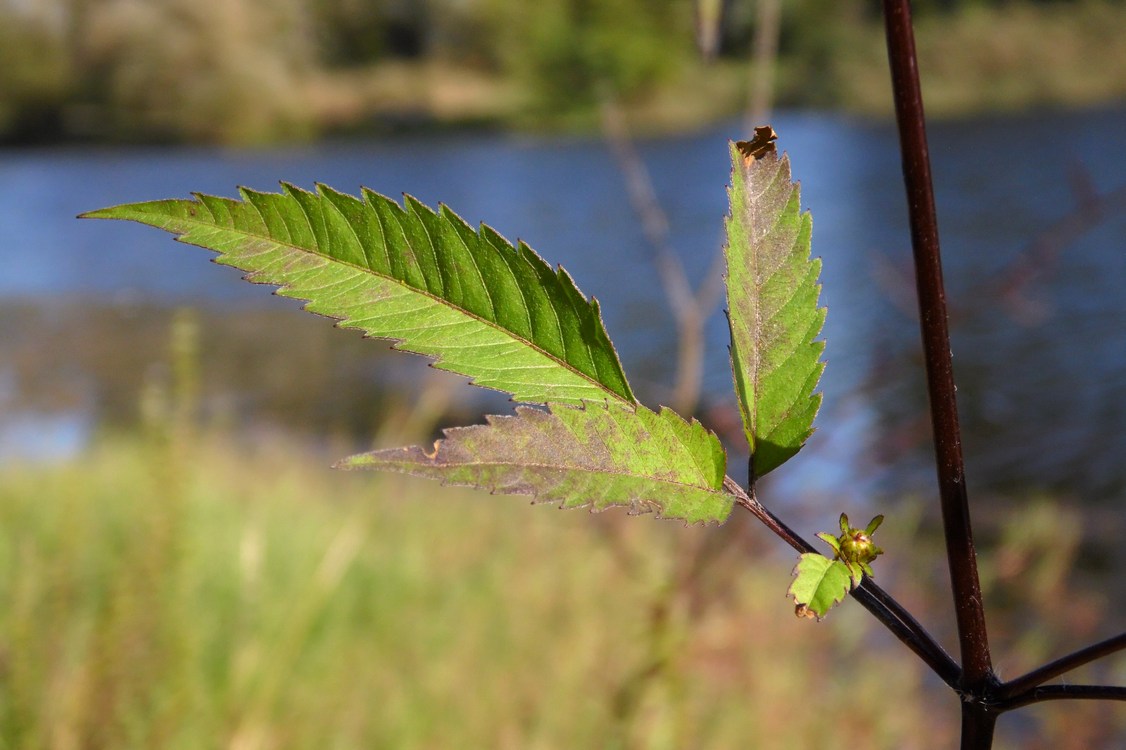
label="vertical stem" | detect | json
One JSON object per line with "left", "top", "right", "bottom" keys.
{"left": 960, "top": 704, "right": 998, "bottom": 750}
{"left": 879, "top": 0, "right": 992, "bottom": 687}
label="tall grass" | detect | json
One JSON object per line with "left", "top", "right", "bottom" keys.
{"left": 0, "top": 310, "right": 1119, "bottom": 747}
{"left": 0, "top": 422, "right": 950, "bottom": 749}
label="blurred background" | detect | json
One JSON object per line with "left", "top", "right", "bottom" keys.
{"left": 1, "top": 0, "right": 1125, "bottom": 747}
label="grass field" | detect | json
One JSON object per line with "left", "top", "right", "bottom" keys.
{"left": 0, "top": 422, "right": 1120, "bottom": 748}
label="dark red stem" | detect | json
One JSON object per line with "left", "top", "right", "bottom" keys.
{"left": 734, "top": 493, "right": 960, "bottom": 687}
{"left": 880, "top": 0, "right": 992, "bottom": 691}
{"left": 959, "top": 704, "right": 998, "bottom": 750}
{"left": 996, "top": 684, "right": 1126, "bottom": 712}
{"left": 998, "top": 631, "right": 1126, "bottom": 701}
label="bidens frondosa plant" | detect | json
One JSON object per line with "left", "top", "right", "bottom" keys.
{"left": 790, "top": 513, "right": 886, "bottom": 621}
{"left": 83, "top": 96, "right": 1126, "bottom": 744}
{"left": 82, "top": 125, "right": 827, "bottom": 539}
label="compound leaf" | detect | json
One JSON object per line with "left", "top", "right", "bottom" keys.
{"left": 338, "top": 402, "right": 735, "bottom": 524}
{"left": 82, "top": 186, "right": 635, "bottom": 406}
{"left": 788, "top": 553, "right": 852, "bottom": 620}
{"left": 725, "top": 135, "right": 825, "bottom": 481}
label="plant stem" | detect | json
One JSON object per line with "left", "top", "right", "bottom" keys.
{"left": 880, "top": 0, "right": 992, "bottom": 688}
{"left": 998, "top": 631, "right": 1126, "bottom": 701}
{"left": 856, "top": 577, "right": 960, "bottom": 686}
{"left": 995, "top": 684, "right": 1126, "bottom": 712}
{"left": 959, "top": 704, "right": 997, "bottom": 750}
{"left": 731, "top": 486, "right": 960, "bottom": 687}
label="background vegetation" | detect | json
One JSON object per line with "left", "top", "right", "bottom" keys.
{"left": 2, "top": 1, "right": 1124, "bottom": 746}
{"left": 2, "top": 0, "right": 1126, "bottom": 144}
{"left": 2, "top": 419, "right": 1121, "bottom": 748}
{"left": 1, "top": 306, "right": 1122, "bottom": 748}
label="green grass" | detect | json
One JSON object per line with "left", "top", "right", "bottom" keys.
{"left": 0, "top": 428, "right": 942, "bottom": 748}
{"left": 0, "top": 427, "right": 1119, "bottom": 748}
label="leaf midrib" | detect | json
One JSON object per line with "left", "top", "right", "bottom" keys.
{"left": 169, "top": 202, "right": 633, "bottom": 405}
{"left": 744, "top": 161, "right": 791, "bottom": 433}
{"left": 394, "top": 457, "right": 719, "bottom": 489}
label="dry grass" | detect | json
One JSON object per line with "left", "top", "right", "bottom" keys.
{"left": 2, "top": 423, "right": 1121, "bottom": 747}
{"left": 0, "top": 427, "right": 952, "bottom": 749}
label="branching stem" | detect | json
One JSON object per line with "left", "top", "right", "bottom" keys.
{"left": 731, "top": 485, "right": 959, "bottom": 687}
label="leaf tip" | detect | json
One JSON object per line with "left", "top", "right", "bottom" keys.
{"left": 332, "top": 453, "right": 365, "bottom": 470}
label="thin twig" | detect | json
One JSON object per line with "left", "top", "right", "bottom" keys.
{"left": 998, "top": 631, "right": 1126, "bottom": 700}
{"left": 729, "top": 481, "right": 960, "bottom": 687}
{"left": 857, "top": 577, "right": 961, "bottom": 686}
{"left": 868, "top": 170, "right": 1126, "bottom": 326}
{"left": 992, "top": 177, "right": 1126, "bottom": 321}
{"left": 995, "top": 684, "right": 1126, "bottom": 712}
{"left": 880, "top": 0, "right": 992, "bottom": 688}
{"left": 599, "top": 91, "right": 726, "bottom": 415}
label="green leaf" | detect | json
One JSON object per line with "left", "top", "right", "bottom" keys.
{"left": 815, "top": 531, "right": 841, "bottom": 556}
{"left": 338, "top": 402, "right": 735, "bottom": 524}
{"left": 725, "top": 138, "right": 825, "bottom": 481}
{"left": 788, "top": 554, "right": 852, "bottom": 620}
{"left": 82, "top": 186, "right": 636, "bottom": 406}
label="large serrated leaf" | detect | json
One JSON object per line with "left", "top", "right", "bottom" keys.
{"left": 82, "top": 185, "right": 635, "bottom": 406}
{"left": 725, "top": 137, "right": 826, "bottom": 481}
{"left": 338, "top": 403, "right": 735, "bottom": 524}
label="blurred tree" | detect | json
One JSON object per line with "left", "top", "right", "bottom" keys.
{"left": 0, "top": 3, "right": 70, "bottom": 142}
{"left": 310, "top": 0, "right": 436, "bottom": 66}
{"left": 3, "top": 0, "right": 1125, "bottom": 143}
{"left": 73, "top": 0, "right": 319, "bottom": 143}
{"left": 480, "top": 0, "right": 694, "bottom": 125}
{"left": 778, "top": 0, "right": 870, "bottom": 107}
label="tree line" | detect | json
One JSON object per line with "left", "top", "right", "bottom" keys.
{"left": 1, "top": 0, "right": 1122, "bottom": 144}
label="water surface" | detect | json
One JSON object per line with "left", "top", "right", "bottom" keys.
{"left": 2, "top": 108, "right": 1124, "bottom": 516}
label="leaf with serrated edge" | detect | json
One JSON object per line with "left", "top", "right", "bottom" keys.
{"left": 82, "top": 186, "right": 635, "bottom": 406}
{"left": 725, "top": 139, "right": 826, "bottom": 481}
{"left": 338, "top": 402, "right": 734, "bottom": 524}
{"left": 788, "top": 554, "right": 852, "bottom": 620}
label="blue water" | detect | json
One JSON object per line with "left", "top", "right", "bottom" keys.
{"left": 2, "top": 107, "right": 1125, "bottom": 506}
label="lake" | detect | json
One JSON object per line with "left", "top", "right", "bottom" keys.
{"left": 1, "top": 107, "right": 1124, "bottom": 522}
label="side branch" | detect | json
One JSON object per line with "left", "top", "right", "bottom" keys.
{"left": 730, "top": 484, "right": 959, "bottom": 687}
{"left": 998, "top": 631, "right": 1126, "bottom": 700}
{"left": 996, "top": 684, "right": 1126, "bottom": 712}
{"left": 856, "top": 577, "right": 960, "bottom": 686}
{"left": 880, "top": 0, "right": 992, "bottom": 686}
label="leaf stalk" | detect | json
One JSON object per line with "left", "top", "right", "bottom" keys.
{"left": 731, "top": 486, "right": 959, "bottom": 687}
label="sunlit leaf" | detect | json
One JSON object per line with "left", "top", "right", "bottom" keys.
{"left": 82, "top": 186, "right": 636, "bottom": 406}
{"left": 724, "top": 136, "right": 825, "bottom": 481}
{"left": 788, "top": 553, "right": 852, "bottom": 620}
{"left": 339, "top": 402, "right": 735, "bottom": 524}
